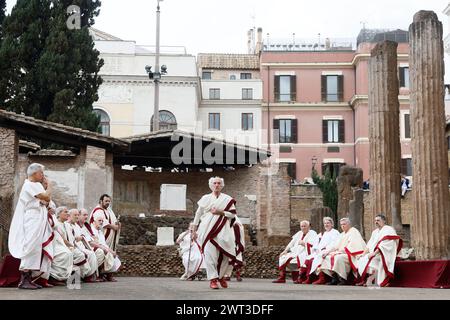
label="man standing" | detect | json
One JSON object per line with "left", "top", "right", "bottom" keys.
{"left": 314, "top": 218, "right": 366, "bottom": 285}
{"left": 273, "top": 221, "right": 319, "bottom": 284}
{"left": 66, "top": 209, "right": 99, "bottom": 282}
{"left": 357, "top": 214, "right": 402, "bottom": 287}
{"left": 191, "top": 177, "right": 240, "bottom": 290}
{"left": 89, "top": 194, "right": 121, "bottom": 250}
{"left": 8, "top": 163, "right": 54, "bottom": 290}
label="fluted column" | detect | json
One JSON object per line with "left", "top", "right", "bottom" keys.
{"left": 409, "top": 11, "right": 450, "bottom": 260}
{"left": 369, "top": 41, "right": 402, "bottom": 232}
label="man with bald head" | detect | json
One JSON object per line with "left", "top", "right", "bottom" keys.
{"left": 55, "top": 207, "right": 92, "bottom": 280}
{"left": 314, "top": 217, "right": 366, "bottom": 285}
{"left": 79, "top": 208, "right": 106, "bottom": 281}
{"left": 66, "top": 209, "right": 99, "bottom": 282}
{"left": 273, "top": 220, "right": 319, "bottom": 284}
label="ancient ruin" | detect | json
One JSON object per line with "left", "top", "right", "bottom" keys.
{"left": 368, "top": 40, "right": 403, "bottom": 232}
{"left": 409, "top": 11, "right": 450, "bottom": 260}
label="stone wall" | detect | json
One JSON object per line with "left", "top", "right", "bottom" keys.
{"left": 118, "top": 245, "right": 284, "bottom": 279}
{"left": 0, "top": 128, "right": 18, "bottom": 258}
{"left": 113, "top": 166, "right": 259, "bottom": 221}
{"left": 290, "top": 184, "right": 323, "bottom": 234}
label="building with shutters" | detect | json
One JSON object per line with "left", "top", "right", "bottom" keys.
{"left": 260, "top": 29, "right": 412, "bottom": 182}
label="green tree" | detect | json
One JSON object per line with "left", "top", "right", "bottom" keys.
{"left": 0, "top": 0, "right": 6, "bottom": 37}
{"left": 312, "top": 167, "right": 338, "bottom": 223}
{"left": 0, "top": 0, "right": 103, "bottom": 131}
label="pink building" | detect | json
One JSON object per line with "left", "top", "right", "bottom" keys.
{"left": 260, "top": 29, "right": 412, "bottom": 181}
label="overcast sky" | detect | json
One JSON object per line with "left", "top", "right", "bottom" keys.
{"left": 5, "top": 0, "right": 450, "bottom": 54}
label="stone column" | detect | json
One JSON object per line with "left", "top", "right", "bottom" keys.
{"left": 368, "top": 41, "right": 403, "bottom": 232}
{"left": 409, "top": 11, "right": 450, "bottom": 260}
{"left": 256, "top": 162, "right": 291, "bottom": 246}
{"left": 0, "top": 127, "right": 19, "bottom": 257}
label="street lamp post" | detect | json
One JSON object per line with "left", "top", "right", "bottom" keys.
{"left": 152, "top": 0, "right": 163, "bottom": 132}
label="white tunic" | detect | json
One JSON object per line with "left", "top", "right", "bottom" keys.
{"left": 357, "top": 225, "right": 402, "bottom": 286}
{"left": 89, "top": 205, "right": 118, "bottom": 250}
{"left": 9, "top": 180, "right": 47, "bottom": 261}
{"left": 309, "top": 229, "right": 340, "bottom": 275}
{"left": 91, "top": 225, "right": 121, "bottom": 273}
{"left": 177, "top": 231, "right": 204, "bottom": 279}
{"left": 278, "top": 230, "right": 319, "bottom": 269}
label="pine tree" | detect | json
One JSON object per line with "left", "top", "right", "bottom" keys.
{"left": 0, "top": 0, "right": 103, "bottom": 131}
{"left": 0, "top": 0, "right": 6, "bottom": 36}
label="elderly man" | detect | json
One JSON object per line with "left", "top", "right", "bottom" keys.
{"left": 79, "top": 208, "right": 106, "bottom": 281}
{"left": 66, "top": 209, "right": 99, "bottom": 282}
{"left": 91, "top": 212, "right": 121, "bottom": 281}
{"left": 314, "top": 218, "right": 366, "bottom": 285}
{"left": 89, "top": 194, "right": 121, "bottom": 251}
{"left": 191, "top": 177, "right": 240, "bottom": 290}
{"left": 357, "top": 214, "right": 402, "bottom": 287}
{"left": 55, "top": 207, "right": 92, "bottom": 280}
{"left": 273, "top": 221, "right": 319, "bottom": 284}
{"left": 9, "top": 163, "right": 54, "bottom": 290}
{"left": 304, "top": 217, "right": 340, "bottom": 284}
{"left": 48, "top": 206, "right": 74, "bottom": 286}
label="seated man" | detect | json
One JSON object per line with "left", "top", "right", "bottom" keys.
{"left": 66, "top": 209, "right": 100, "bottom": 283}
{"left": 305, "top": 217, "right": 340, "bottom": 284}
{"left": 48, "top": 207, "right": 74, "bottom": 286}
{"left": 357, "top": 214, "right": 402, "bottom": 287}
{"left": 79, "top": 208, "right": 106, "bottom": 280}
{"left": 55, "top": 207, "right": 92, "bottom": 280}
{"left": 315, "top": 217, "right": 366, "bottom": 285}
{"left": 176, "top": 224, "right": 204, "bottom": 281}
{"left": 91, "top": 212, "right": 122, "bottom": 281}
{"left": 273, "top": 221, "right": 319, "bottom": 284}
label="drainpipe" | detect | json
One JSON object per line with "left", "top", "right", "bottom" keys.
{"left": 267, "top": 66, "right": 271, "bottom": 152}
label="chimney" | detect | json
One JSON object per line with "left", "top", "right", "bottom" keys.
{"left": 248, "top": 29, "right": 255, "bottom": 54}
{"left": 255, "top": 27, "right": 263, "bottom": 53}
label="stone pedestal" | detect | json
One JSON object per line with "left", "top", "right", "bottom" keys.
{"left": 368, "top": 40, "right": 402, "bottom": 232}
{"left": 156, "top": 227, "right": 175, "bottom": 246}
{"left": 0, "top": 127, "right": 19, "bottom": 256}
{"left": 409, "top": 11, "right": 450, "bottom": 260}
{"left": 349, "top": 189, "right": 365, "bottom": 238}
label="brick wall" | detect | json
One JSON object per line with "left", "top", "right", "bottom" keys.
{"left": 113, "top": 166, "right": 259, "bottom": 222}
{"left": 118, "top": 245, "right": 284, "bottom": 279}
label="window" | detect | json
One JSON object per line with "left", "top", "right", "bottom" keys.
{"left": 209, "top": 88, "right": 220, "bottom": 100}
{"left": 322, "top": 120, "right": 345, "bottom": 143}
{"left": 287, "top": 163, "right": 297, "bottom": 181}
{"left": 94, "top": 109, "right": 110, "bottom": 136}
{"left": 274, "top": 75, "right": 296, "bottom": 102}
{"left": 321, "top": 75, "right": 344, "bottom": 102}
{"left": 202, "top": 71, "right": 212, "bottom": 80}
{"left": 151, "top": 110, "right": 177, "bottom": 131}
{"left": 240, "top": 73, "right": 252, "bottom": 80}
{"left": 242, "top": 113, "right": 254, "bottom": 131}
{"left": 399, "top": 67, "right": 409, "bottom": 88}
{"left": 404, "top": 113, "right": 411, "bottom": 139}
{"left": 230, "top": 75, "right": 237, "bottom": 80}
{"left": 401, "top": 158, "right": 413, "bottom": 177}
{"left": 242, "top": 88, "right": 253, "bottom": 100}
{"left": 209, "top": 113, "right": 220, "bottom": 130}
{"left": 273, "top": 119, "right": 298, "bottom": 143}
{"left": 321, "top": 162, "right": 345, "bottom": 177}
